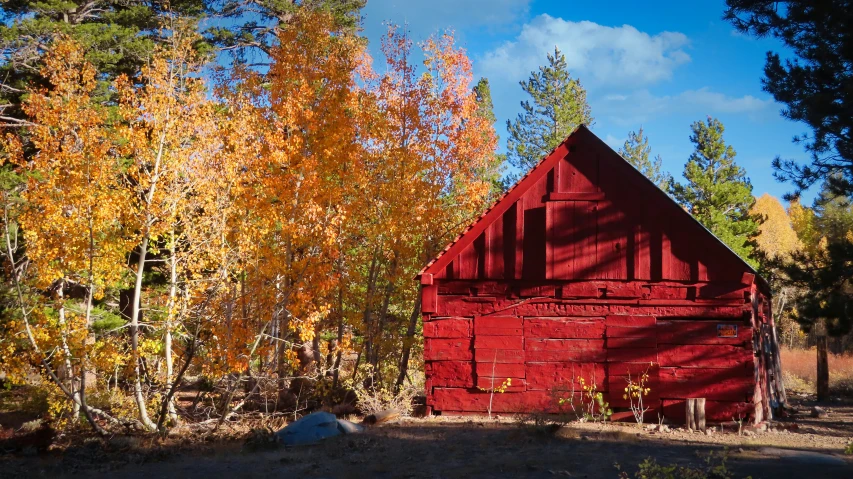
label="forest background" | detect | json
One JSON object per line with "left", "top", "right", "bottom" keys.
{"left": 1, "top": 0, "right": 851, "bottom": 433}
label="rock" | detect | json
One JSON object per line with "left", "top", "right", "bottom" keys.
{"left": 810, "top": 406, "right": 828, "bottom": 418}
{"left": 743, "top": 430, "right": 754, "bottom": 437}
{"left": 336, "top": 419, "right": 363, "bottom": 435}
{"left": 276, "top": 412, "right": 362, "bottom": 446}
{"left": 705, "top": 428, "right": 714, "bottom": 436}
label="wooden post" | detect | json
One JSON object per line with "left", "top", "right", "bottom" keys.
{"left": 817, "top": 335, "right": 829, "bottom": 401}
{"left": 695, "top": 398, "right": 706, "bottom": 432}
{"left": 686, "top": 399, "right": 696, "bottom": 430}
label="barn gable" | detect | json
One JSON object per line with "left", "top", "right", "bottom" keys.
{"left": 419, "top": 126, "right": 760, "bottom": 288}
{"left": 418, "top": 126, "right": 786, "bottom": 424}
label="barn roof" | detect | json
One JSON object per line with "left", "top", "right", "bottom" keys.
{"left": 418, "top": 125, "right": 768, "bottom": 293}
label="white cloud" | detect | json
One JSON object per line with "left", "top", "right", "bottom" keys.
{"left": 480, "top": 14, "right": 691, "bottom": 87}
{"left": 604, "top": 134, "right": 624, "bottom": 149}
{"left": 678, "top": 88, "right": 770, "bottom": 113}
{"left": 596, "top": 88, "right": 774, "bottom": 126}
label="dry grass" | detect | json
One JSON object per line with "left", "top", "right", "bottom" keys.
{"left": 781, "top": 347, "right": 853, "bottom": 395}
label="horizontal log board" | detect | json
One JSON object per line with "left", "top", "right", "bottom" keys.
{"left": 424, "top": 339, "right": 472, "bottom": 361}
{"left": 656, "top": 320, "right": 752, "bottom": 345}
{"left": 474, "top": 362, "right": 526, "bottom": 378}
{"left": 658, "top": 368, "right": 753, "bottom": 401}
{"left": 608, "top": 362, "right": 660, "bottom": 378}
{"left": 657, "top": 345, "right": 753, "bottom": 369}
{"left": 431, "top": 388, "right": 577, "bottom": 414}
{"left": 474, "top": 316, "right": 523, "bottom": 336}
{"left": 438, "top": 298, "right": 747, "bottom": 318}
{"left": 423, "top": 319, "right": 470, "bottom": 338}
{"left": 426, "top": 362, "right": 473, "bottom": 388}
{"left": 605, "top": 325, "right": 657, "bottom": 338}
{"left": 606, "top": 348, "right": 659, "bottom": 363}
{"left": 525, "top": 349, "right": 606, "bottom": 362}
{"left": 475, "top": 377, "right": 527, "bottom": 391}
{"left": 525, "top": 338, "right": 605, "bottom": 351}
{"left": 605, "top": 315, "right": 656, "bottom": 328}
{"left": 525, "top": 362, "right": 606, "bottom": 391}
{"left": 606, "top": 337, "right": 657, "bottom": 349}
{"left": 473, "top": 336, "right": 524, "bottom": 350}
{"left": 433, "top": 281, "right": 750, "bottom": 301}
{"left": 474, "top": 349, "right": 525, "bottom": 363}
{"left": 523, "top": 318, "right": 605, "bottom": 338}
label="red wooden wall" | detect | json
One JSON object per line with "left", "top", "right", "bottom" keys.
{"left": 419, "top": 127, "right": 781, "bottom": 425}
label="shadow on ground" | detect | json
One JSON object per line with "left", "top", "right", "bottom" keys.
{"left": 5, "top": 420, "right": 851, "bottom": 479}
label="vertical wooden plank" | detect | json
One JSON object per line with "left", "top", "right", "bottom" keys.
{"left": 633, "top": 222, "right": 650, "bottom": 280}
{"left": 522, "top": 207, "right": 546, "bottom": 280}
{"left": 697, "top": 259, "right": 709, "bottom": 282}
{"left": 514, "top": 199, "right": 524, "bottom": 280}
{"left": 486, "top": 215, "right": 505, "bottom": 279}
{"left": 573, "top": 201, "right": 597, "bottom": 279}
{"left": 503, "top": 202, "right": 516, "bottom": 280}
{"left": 565, "top": 151, "right": 599, "bottom": 192}
{"left": 554, "top": 157, "right": 563, "bottom": 193}
{"left": 666, "top": 217, "right": 692, "bottom": 281}
{"left": 546, "top": 201, "right": 554, "bottom": 279}
{"left": 475, "top": 232, "right": 486, "bottom": 279}
{"left": 553, "top": 202, "right": 573, "bottom": 280}
{"left": 597, "top": 200, "right": 627, "bottom": 280}
{"left": 661, "top": 227, "right": 672, "bottom": 281}
{"left": 456, "top": 241, "right": 478, "bottom": 279}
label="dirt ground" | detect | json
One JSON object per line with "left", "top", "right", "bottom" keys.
{"left": 2, "top": 395, "right": 852, "bottom": 479}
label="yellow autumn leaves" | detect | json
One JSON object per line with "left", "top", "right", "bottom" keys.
{"left": 0, "top": 10, "right": 498, "bottom": 430}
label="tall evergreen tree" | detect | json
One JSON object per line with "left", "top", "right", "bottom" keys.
{"left": 506, "top": 47, "right": 592, "bottom": 174}
{"left": 724, "top": 1, "right": 853, "bottom": 197}
{"left": 206, "top": 0, "right": 366, "bottom": 64}
{"left": 473, "top": 78, "right": 506, "bottom": 197}
{"left": 618, "top": 127, "right": 671, "bottom": 190}
{"left": 782, "top": 180, "right": 853, "bottom": 337}
{"left": 670, "top": 117, "right": 759, "bottom": 264}
{"left": 0, "top": 1, "right": 206, "bottom": 123}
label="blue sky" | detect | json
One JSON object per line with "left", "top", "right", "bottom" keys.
{"left": 360, "top": 0, "right": 812, "bottom": 203}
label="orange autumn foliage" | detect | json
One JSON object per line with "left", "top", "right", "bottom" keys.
{"left": 0, "top": 10, "right": 500, "bottom": 430}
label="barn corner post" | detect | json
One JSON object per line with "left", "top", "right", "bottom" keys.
{"left": 417, "top": 127, "right": 773, "bottom": 426}
{"left": 747, "top": 273, "right": 787, "bottom": 424}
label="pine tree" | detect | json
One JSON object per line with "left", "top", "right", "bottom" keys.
{"left": 473, "top": 78, "right": 506, "bottom": 198}
{"left": 0, "top": 1, "right": 206, "bottom": 123}
{"left": 670, "top": 117, "right": 759, "bottom": 264}
{"left": 506, "top": 47, "right": 593, "bottom": 174}
{"left": 206, "top": 0, "right": 366, "bottom": 63}
{"left": 618, "top": 127, "right": 671, "bottom": 190}
{"left": 725, "top": 1, "right": 853, "bottom": 197}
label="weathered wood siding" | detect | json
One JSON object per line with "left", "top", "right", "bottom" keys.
{"left": 419, "top": 127, "right": 781, "bottom": 424}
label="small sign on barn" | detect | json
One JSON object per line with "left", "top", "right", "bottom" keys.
{"left": 717, "top": 324, "right": 738, "bottom": 338}
{"left": 417, "top": 126, "right": 786, "bottom": 426}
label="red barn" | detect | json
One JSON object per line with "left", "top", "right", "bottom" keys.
{"left": 417, "top": 126, "right": 786, "bottom": 425}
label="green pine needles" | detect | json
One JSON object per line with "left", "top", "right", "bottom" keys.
{"left": 670, "top": 117, "right": 760, "bottom": 266}
{"left": 506, "top": 47, "right": 593, "bottom": 174}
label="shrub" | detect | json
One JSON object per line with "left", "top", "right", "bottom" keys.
{"left": 615, "top": 449, "right": 750, "bottom": 479}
